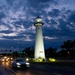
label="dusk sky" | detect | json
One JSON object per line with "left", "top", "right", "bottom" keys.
{"left": 0, "top": 0, "right": 75, "bottom": 50}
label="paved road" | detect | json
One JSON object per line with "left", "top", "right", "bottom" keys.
{"left": 1, "top": 61, "right": 75, "bottom": 75}
{"left": 30, "top": 63, "right": 75, "bottom": 75}
{"left": 0, "top": 65, "right": 11, "bottom": 75}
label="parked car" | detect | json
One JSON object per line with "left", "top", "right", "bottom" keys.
{"left": 12, "top": 58, "right": 30, "bottom": 68}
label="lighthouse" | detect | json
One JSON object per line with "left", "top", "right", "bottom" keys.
{"left": 34, "top": 17, "right": 45, "bottom": 59}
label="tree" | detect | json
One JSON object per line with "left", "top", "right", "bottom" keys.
{"left": 22, "top": 47, "right": 34, "bottom": 57}
{"left": 60, "top": 40, "right": 75, "bottom": 58}
{"left": 45, "top": 47, "right": 57, "bottom": 58}
{"left": 12, "top": 51, "right": 19, "bottom": 58}
{"left": 61, "top": 40, "right": 72, "bottom": 51}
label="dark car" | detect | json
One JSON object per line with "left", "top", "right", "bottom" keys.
{"left": 12, "top": 58, "right": 30, "bottom": 68}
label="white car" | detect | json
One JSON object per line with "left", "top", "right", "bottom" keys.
{"left": 12, "top": 58, "right": 30, "bottom": 68}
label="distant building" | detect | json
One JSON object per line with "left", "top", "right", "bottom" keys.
{"left": 0, "top": 50, "right": 13, "bottom": 54}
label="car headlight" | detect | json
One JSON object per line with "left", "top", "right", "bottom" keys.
{"left": 8, "top": 58, "right": 9, "bottom": 59}
{"left": 17, "top": 63, "right": 21, "bottom": 65}
{"left": 4, "top": 56, "right": 7, "bottom": 59}
{"left": 26, "top": 62, "right": 30, "bottom": 65}
{"left": 6, "top": 59, "right": 8, "bottom": 61}
{"left": 2, "top": 59, "right": 4, "bottom": 61}
{"left": 11, "top": 58, "right": 13, "bottom": 60}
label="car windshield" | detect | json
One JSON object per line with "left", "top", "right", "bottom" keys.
{"left": 15, "top": 59, "right": 25, "bottom": 62}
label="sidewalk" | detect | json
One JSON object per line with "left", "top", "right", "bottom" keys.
{"left": 0, "top": 65, "right": 11, "bottom": 75}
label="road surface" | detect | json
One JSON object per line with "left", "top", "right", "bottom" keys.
{"left": 0, "top": 61, "right": 75, "bottom": 75}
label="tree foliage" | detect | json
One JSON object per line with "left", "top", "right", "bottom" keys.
{"left": 59, "top": 40, "right": 75, "bottom": 58}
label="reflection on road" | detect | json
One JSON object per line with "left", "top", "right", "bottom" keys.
{"left": 2, "top": 61, "right": 12, "bottom": 67}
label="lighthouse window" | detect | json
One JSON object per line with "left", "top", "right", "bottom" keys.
{"left": 40, "top": 51, "right": 43, "bottom": 53}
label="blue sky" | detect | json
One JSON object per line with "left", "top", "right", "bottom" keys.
{"left": 0, "top": 0, "right": 75, "bottom": 50}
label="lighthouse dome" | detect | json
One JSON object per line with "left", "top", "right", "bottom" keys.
{"left": 35, "top": 17, "right": 42, "bottom": 23}
{"left": 34, "top": 16, "right": 43, "bottom": 26}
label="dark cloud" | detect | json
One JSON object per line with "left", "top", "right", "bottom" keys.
{"left": 0, "top": 30, "right": 13, "bottom": 34}
{"left": 6, "top": 0, "right": 15, "bottom": 5}
{"left": 68, "top": 11, "right": 75, "bottom": 24}
{"left": 13, "top": 20, "right": 33, "bottom": 28}
{"left": 0, "top": 0, "right": 75, "bottom": 50}
{"left": 58, "top": 18, "right": 68, "bottom": 29}
{"left": 50, "top": 19, "right": 57, "bottom": 24}
{"left": 0, "top": 12, "right": 6, "bottom": 20}
{"left": 27, "top": 0, "right": 57, "bottom": 13}
{"left": 48, "top": 9, "right": 60, "bottom": 17}
{"left": 43, "top": 8, "right": 75, "bottom": 43}
{"left": 0, "top": 21, "right": 7, "bottom": 25}
{"left": 28, "top": 0, "right": 53, "bottom": 5}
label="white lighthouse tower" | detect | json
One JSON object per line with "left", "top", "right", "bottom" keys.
{"left": 34, "top": 16, "right": 45, "bottom": 59}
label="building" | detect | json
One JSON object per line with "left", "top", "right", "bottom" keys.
{"left": 0, "top": 50, "right": 13, "bottom": 54}
{"left": 34, "top": 16, "right": 45, "bottom": 59}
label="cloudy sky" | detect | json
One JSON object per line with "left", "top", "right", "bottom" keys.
{"left": 0, "top": 0, "right": 75, "bottom": 50}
